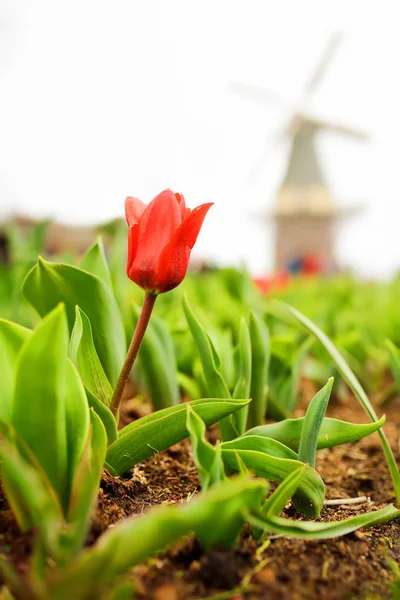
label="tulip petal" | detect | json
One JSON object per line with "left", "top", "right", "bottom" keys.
{"left": 175, "top": 193, "right": 191, "bottom": 220}
{"left": 125, "top": 197, "right": 146, "bottom": 227}
{"left": 126, "top": 224, "right": 140, "bottom": 276}
{"left": 154, "top": 202, "right": 213, "bottom": 293}
{"left": 179, "top": 202, "right": 214, "bottom": 249}
{"left": 134, "top": 189, "right": 183, "bottom": 272}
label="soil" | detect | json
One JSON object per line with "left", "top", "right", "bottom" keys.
{"left": 1, "top": 385, "right": 400, "bottom": 600}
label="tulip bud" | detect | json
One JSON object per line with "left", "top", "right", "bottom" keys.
{"left": 125, "top": 189, "right": 212, "bottom": 294}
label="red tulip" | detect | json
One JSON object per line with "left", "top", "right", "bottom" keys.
{"left": 125, "top": 189, "right": 213, "bottom": 294}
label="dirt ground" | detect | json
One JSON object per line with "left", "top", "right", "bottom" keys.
{"left": 1, "top": 385, "right": 400, "bottom": 600}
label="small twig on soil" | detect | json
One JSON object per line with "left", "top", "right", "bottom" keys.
{"left": 324, "top": 495, "right": 368, "bottom": 506}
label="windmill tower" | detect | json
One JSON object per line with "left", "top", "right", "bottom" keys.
{"left": 231, "top": 34, "right": 367, "bottom": 274}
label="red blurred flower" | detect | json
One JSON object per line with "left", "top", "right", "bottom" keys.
{"left": 253, "top": 271, "right": 290, "bottom": 295}
{"left": 125, "top": 189, "right": 213, "bottom": 294}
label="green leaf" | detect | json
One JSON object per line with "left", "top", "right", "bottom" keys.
{"left": 232, "top": 318, "right": 252, "bottom": 436}
{"left": 220, "top": 436, "right": 325, "bottom": 517}
{"left": 183, "top": 297, "right": 240, "bottom": 442}
{"left": 298, "top": 378, "right": 333, "bottom": 468}
{"left": 183, "top": 296, "right": 230, "bottom": 399}
{"left": 56, "top": 475, "right": 266, "bottom": 599}
{"left": 64, "top": 410, "right": 107, "bottom": 558}
{"left": 386, "top": 339, "right": 400, "bottom": 392}
{"left": 65, "top": 361, "right": 91, "bottom": 494}
{"left": 86, "top": 388, "right": 118, "bottom": 445}
{"left": 108, "top": 581, "right": 137, "bottom": 600}
{"left": 244, "top": 413, "right": 386, "bottom": 453}
{"left": 23, "top": 258, "right": 126, "bottom": 386}
{"left": 270, "top": 300, "right": 400, "bottom": 503}
{"left": 12, "top": 304, "right": 69, "bottom": 503}
{"left": 0, "top": 320, "right": 32, "bottom": 421}
{"left": 132, "top": 306, "right": 180, "bottom": 410}
{"left": 222, "top": 435, "right": 298, "bottom": 460}
{"left": 0, "top": 435, "right": 64, "bottom": 552}
{"left": 248, "top": 503, "right": 400, "bottom": 540}
{"left": 177, "top": 371, "right": 202, "bottom": 400}
{"left": 106, "top": 397, "right": 250, "bottom": 476}
{"left": 69, "top": 306, "right": 113, "bottom": 406}
{"left": 247, "top": 311, "right": 270, "bottom": 429}
{"left": 186, "top": 405, "right": 224, "bottom": 490}
{"left": 261, "top": 466, "right": 305, "bottom": 517}
{"left": 184, "top": 475, "right": 267, "bottom": 549}
{"left": 80, "top": 237, "right": 113, "bottom": 290}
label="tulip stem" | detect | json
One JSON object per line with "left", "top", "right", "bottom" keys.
{"left": 110, "top": 292, "right": 157, "bottom": 417}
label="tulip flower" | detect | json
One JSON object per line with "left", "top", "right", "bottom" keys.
{"left": 125, "top": 189, "right": 213, "bottom": 294}
{"left": 110, "top": 189, "right": 212, "bottom": 416}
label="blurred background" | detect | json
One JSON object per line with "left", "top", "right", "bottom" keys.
{"left": 0, "top": 0, "right": 399, "bottom": 278}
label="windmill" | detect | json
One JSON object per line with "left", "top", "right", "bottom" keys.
{"left": 231, "top": 33, "right": 367, "bottom": 274}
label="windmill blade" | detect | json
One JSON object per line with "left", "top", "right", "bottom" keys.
{"left": 305, "top": 32, "right": 343, "bottom": 94}
{"left": 312, "top": 117, "right": 369, "bottom": 140}
{"left": 229, "top": 81, "right": 281, "bottom": 105}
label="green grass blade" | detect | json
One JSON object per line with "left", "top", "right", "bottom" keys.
{"left": 298, "top": 378, "right": 333, "bottom": 468}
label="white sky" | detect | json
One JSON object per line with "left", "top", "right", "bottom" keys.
{"left": 1, "top": 0, "right": 400, "bottom": 277}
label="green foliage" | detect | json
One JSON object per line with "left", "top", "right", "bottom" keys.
{"left": 220, "top": 435, "right": 325, "bottom": 517}
{"left": 70, "top": 306, "right": 113, "bottom": 406}
{"left": 105, "top": 396, "right": 251, "bottom": 476}
{"left": 271, "top": 300, "right": 400, "bottom": 503}
{"left": 186, "top": 404, "right": 225, "bottom": 490}
{"left": 0, "top": 320, "right": 31, "bottom": 421}
{"left": 23, "top": 257, "right": 126, "bottom": 385}
{"left": 268, "top": 335, "right": 313, "bottom": 417}
{"left": 80, "top": 237, "right": 114, "bottom": 290}
{"left": 63, "top": 410, "right": 108, "bottom": 559}
{"left": 232, "top": 317, "right": 252, "bottom": 436}
{"left": 0, "top": 306, "right": 91, "bottom": 513}
{"left": 12, "top": 305, "right": 70, "bottom": 503}
{"left": 386, "top": 339, "right": 400, "bottom": 393}
{"left": 247, "top": 311, "right": 270, "bottom": 429}
{"left": 298, "top": 377, "right": 333, "bottom": 468}
{"left": 183, "top": 295, "right": 231, "bottom": 399}
{"left": 261, "top": 466, "right": 305, "bottom": 518}
{"left": 248, "top": 503, "right": 400, "bottom": 540}
{"left": 131, "top": 306, "right": 180, "bottom": 410}
{"left": 244, "top": 414, "right": 386, "bottom": 451}
{"left": 1, "top": 231, "right": 400, "bottom": 598}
